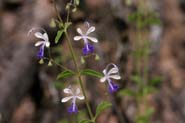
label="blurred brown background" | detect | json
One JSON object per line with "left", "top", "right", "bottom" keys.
{"left": 0, "top": 0, "right": 185, "bottom": 123}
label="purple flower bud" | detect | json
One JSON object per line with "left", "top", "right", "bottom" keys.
{"left": 82, "top": 43, "right": 94, "bottom": 55}
{"left": 108, "top": 81, "right": 119, "bottom": 93}
{"left": 68, "top": 103, "right": 78, "bottom": 113}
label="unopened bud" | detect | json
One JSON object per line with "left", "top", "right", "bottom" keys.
{"left": 39, "top": 59, "right": 44, "bottom": 64}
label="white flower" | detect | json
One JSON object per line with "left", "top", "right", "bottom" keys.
{"left": 73, "top": 23, "right": 98, "bottom": 55}
{"left": 61, "top": 87, "right": 84, "bottom": 113}
{"left": 100, "top": 63, "right": 121, "bottom": 93}
{"left": 34, "top": 32, "right": 50, "bottom": 48}
{"left": 100, "top": 63, "right": 121, "bottom": 82}
{"left": 34, "top": 32, "right": 50, "bottom": 58}
{"left": 73, "top": 25, "right": 98, "bottom": 44}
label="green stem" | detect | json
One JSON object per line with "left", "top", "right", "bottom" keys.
{"left": 136, "top": 13, "right": 141, "bottom": 76}
{"left": 43, "top": 57, "right": 74, "bottom": 73}
{"left": 65, "top": 32, "right": 94, "bottom": 120}
{"left": 52, "top": 0, "right": 94, "bottom": 121}
{"left": 143, "top": 40, "right": 149, "bottom": 84}
{"left": 66, "top": 4, "right": 70, "bottom": 22}
{"left": 52, "top": 0, "right": 63, "bottom": 23}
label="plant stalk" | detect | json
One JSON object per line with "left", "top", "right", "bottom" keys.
{"left": 65, "top": 32, "right": 94, "bottom": 120}
{"left": 52, "top": 0, "right": 94, "bottom": 121}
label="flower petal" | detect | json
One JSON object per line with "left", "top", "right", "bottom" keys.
{"left": 87, "top": 36, "right": 98, "bottom": 43}
{"left": 76, "top": 88, "right": 80, "bottom": 95}
{"left": 43, "top": 33, "right": 49, "bottom": 41}
{"left": 77, "top": 28, "right": 83, "bottom": 35}
{"left": 103, "top": 69, "right": 107, "bottom": 75}
{"left": 63, "top": 88, "right": 72, "bottom": 94}
{"left": 45, "top": 41, "right": 50, "bottom": 48}
{"left": 61, "top": 96, "right": 73, "bottom": 103}
{"left": 106, "top": 63, "right": 119, "bottom": 75}
{"left": 86, "top": 26, "right": 95, "bottom": 35}
{"left": 108, "top": 68, "right": 119, "bottom": 75}
{"left": 74, "top": 36, "right": 82, "bottom": 41}
{"left": 77, "top": 95, "right": 85, "bottom": 100}
{"left": 34, "top": 32, "right": 44, "bottom": 39}
{"left": 100, "top": 76, "right": 106, "bottom": 83}
{"left": 109, "top": 75, "right": 121, "bottom": 80}
{"left": 34, "top": 41, "right": 44, "bottom": 47}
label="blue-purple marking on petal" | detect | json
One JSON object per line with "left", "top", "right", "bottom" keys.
{"left": 37, "top": 45, "right": 44, "bottom": 59}
{"left": 82, "top": 43, "right": 94, "bottom": 55}
{"left": 67, "top": 103, "right": 78, "bottom": 114}
{"left": 108, "top": 80, "right": 119, "bottom": 93}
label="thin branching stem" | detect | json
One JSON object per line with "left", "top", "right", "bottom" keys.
{"left": 43, "top": 57, "right": 74, "bottom": 73}
{"left": 52, "top": 0, "right": 63, "bottom": 23}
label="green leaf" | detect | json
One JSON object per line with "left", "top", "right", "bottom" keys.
{"left": 54, "top": 81, "right": 64, "bottom": 89}
{"left": 149, "top": 76, "right": 162, "bottom": 86}
{"left": 59, "top": 22, "right": 64, "bottom": 28}
{"left": 136, "top": 107, "right": 154, "bottom": 123}
{"left": 64, "top": 22, "right": 72, "bottom": 32}
{"left": 57, "top": 70, "right": 75, "bottom": 80}
{"left": 95, "top": 101, "right": 112, "bottom": 118}
{"left": 81, "top": 69, "right": 103, "bottom": 78}
{"left": 130, "top": 75, "right": 142, "bottom": 85}
{"left": 127, "top": 11, "right": 143, "bottom": 23}
{"left": 145, "top": 107, "right": 155, "bottom": 117}
{"left": 136, "top": 115, "right": 149, "bottom": 123}
{"left": 142, "top": 86, "right": 157, "bottom": 95}
{"left": 79, "top": 120, "right": 92, "bottom": 123}
{"left": 55, "top": 30, "right": 64, "bottom": 44}
{"left": 118, "top": 89, "right": 136, "bottom": 97}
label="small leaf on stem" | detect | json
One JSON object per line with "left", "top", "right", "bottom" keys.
{"left": 81, "top": 69, "right": 103, "bottom": 78}
{"left": 57, "top": 70, "right": 75, "bottom": 80}
{"left": 55, "top": 30, "right": 64, "bottom": 44}
{"left": 118, "top": 89, "right": 136, "bottom": 97}
{"left": 95, "top": 101, "right": 112, "bottom": 118}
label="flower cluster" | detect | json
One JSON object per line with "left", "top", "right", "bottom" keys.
{"left": 30, "top": 22, "right": 121, "bottom": 114}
